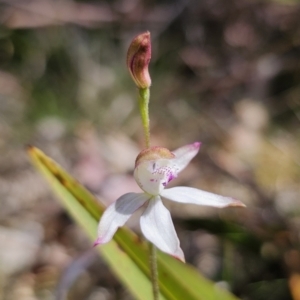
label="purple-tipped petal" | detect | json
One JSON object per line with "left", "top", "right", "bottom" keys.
{"left": 96, "top": 193, "right": 150, "bottom": 245}
{"left": 140, "top": 196, "right": 185, "bottom": 262}
{"left": 172, "top": 142, "right": 201, "bottom": 173}
{"left": 161, "top": 187, "right": 246, "bottom": 208}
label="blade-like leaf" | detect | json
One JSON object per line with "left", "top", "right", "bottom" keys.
{"left": 28, "top": 146, "right": 240, "bottom": 300}
{"left": 28, "top": 147, "right": 158, "bottom": 300}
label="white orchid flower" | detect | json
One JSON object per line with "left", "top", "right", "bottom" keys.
{"left": 94, "top": 142, "right": 245, "bottom": 262}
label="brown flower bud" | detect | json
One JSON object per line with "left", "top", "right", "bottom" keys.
{"left": 127, "top": 31, "right": 151, "bottom": 89}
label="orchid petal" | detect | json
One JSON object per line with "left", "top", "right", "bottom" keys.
{"left": 161, "top": 187, "right": 245, "bottom": 208}
{"left": 140, "top": 196, "right": 185, "bottom": 262}
{"left": 134, "top": 159, "right": 179, "bottom": 195}
{"left": 95, "top": 193, "right": 150, "bottom": 245}
{"left": 172, "top": 142, "right": 201, "bottom": 172}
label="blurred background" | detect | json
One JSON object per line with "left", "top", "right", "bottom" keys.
{"left": 0, "top": 0, "right": 300, "bottom": 299}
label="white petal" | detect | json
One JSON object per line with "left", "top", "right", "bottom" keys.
{"left": 140, "top": 196, "right": 185, "bottom": 262}
{"left": 134, "top": 159, "right": 179, "bottom": 195}
{"left": 161, "top": 187, "right": 245, "bottom": 208}
{"left": 172, "top": 142, "right": 201, "bottom": 172}
{"left": 95, "top": 193, "right": 150, "bottom": 245}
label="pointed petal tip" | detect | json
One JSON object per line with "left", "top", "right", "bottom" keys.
{"left": 193, "top": 142, "right": 201, "bottom": 148}
{"left": 172, "top": 247, "right": 186, "bottom": 263}
{"left": 93, "top": 238, "right": 102, "bottom": 248}
{"left": 173, "top": 254, "right": 185, "bottom": 263}
{"left": 228, "top": 200, "right": 246, "bottom": 208}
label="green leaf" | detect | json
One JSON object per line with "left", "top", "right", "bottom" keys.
{"left": 28, "top": 146, "right": 240, "bottom": 300}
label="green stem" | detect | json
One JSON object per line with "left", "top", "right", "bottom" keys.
{"left": 149, "top": 242, "right": 159, "bottom": 300}
{"left": 138, "top": 87, "right": 159, "bottom": 299}
{"left": 138, "top": 88, "right": 150, "bottom": 148}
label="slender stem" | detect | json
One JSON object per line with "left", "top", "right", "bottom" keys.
{"left": 138, "top": 88, "right": 150, "bottom": 148}
{"left": 138, "top": 87, "right": 159, "bottom": 299}
{"left": 149, "top": 242, "right": 159, "bottom": 300}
